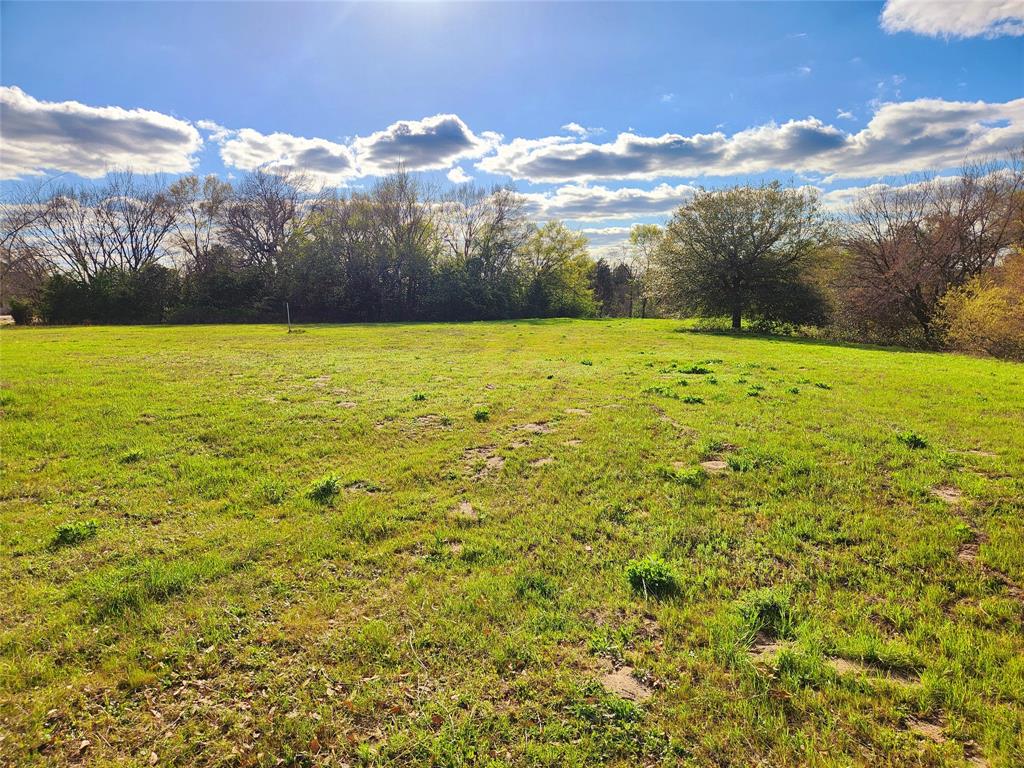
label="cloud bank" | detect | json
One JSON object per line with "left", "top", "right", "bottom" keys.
{"left": 881, "top": 0, "right": 1024, "bottom": 39}
{"left": 478, "top": 98, "right": 1024, "bottom": 182}
{"left": 0, "top": 86, "right": 201, "bottom": 179}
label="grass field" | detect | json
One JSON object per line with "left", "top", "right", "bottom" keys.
{"left": 1, "top": 320, "right": 1022, "bottom": 767}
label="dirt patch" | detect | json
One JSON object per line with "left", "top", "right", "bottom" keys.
{"left": 509, "top": 441, "right": 530, "bottom": 449}
{"left": 599, "top": 666, "right": 653, "bottom": 701}
{"left": 530, "top": 457, "right": 555, "bottom": 467}
{"left": 749, "top": 632, "right": 787, "bottom": 663}
{"left": 415, "top": 414, "right": 448, "bottom": 428}
{"left": 451, "top": 501, "right": 479, "bottom": 522}
{"left": 699, "top": 459, "right": 730, "bottom": 474}
{"left": 956, "top": 523, "right": 1024, "bottom": 602}
{"left": 519, "top": 422, "right": 555, "bottom": 434}
{"left": 931, "top": 485, "right": 962, "bottom": 503}
{"left": 825, "top": 656, "right": 918, "bottom": 685}
{"left": 463, "top": 446, "right": 505, "bottom": 479}
{"left": 563, "top": 439, "right": 583, "bottom": 447}
{"left": 565, "top": 408, "right": 591, "bottom": 416}
{"left": 906, "top": 717, "right": 946, "bottom": 744}
{"left": 962, "top": 449, "right": 997, "bottom": 458}
{"left": 336, "top": 401, "right": 357, "bottom": 409}
{"left": 345, "top": 480, "right": 380, "bottom": 494}
{"left": 309, "top": 375, "right": 331, "bottom": 387}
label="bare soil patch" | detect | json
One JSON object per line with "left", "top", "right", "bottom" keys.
{"left": 415, "top": 414, "right": 448, "bottom": 428}
{"left": 565, "top": 408, "right": 591, "bottom": 416}
{"left": 748, "top": 632, "right": 787, "bottom": 664}
{"left": 518, "top": 422, "right": 555, "bottom": 434}
{"left": 530, "top": 457, "right": 554, "bottom": 467}
{"left": 563, "top": 439, "right": 583, "bottom": 447}
{"left": 451, "top": 501, "right": 479, "bottom": 522}
{"left": 906, "top": 717, "right": 945, "bottom": 744}
{"left": 931, "top": 485, "right": 962, "bottom": 503}
{"left": 463, "top": 446, "right": 505, "bottom": 479}
{"left": 700, "top": 459, "right": 730, "bottom": 474}
{"left": 599, "top": 666, "right": 653, "bottom": 701}
{"left": 336, "top": 401, "right": 357, "bottom": 409}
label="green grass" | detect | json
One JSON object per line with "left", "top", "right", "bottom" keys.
{"left": 1, "top": 319, "right": 1022, "bottom": 767}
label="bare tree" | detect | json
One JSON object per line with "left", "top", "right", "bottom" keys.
{"left": 840, "top": 153, "right": 1024, "bottom": 345}
{"left": 221, "top": 169, "right": 307, "bottom": 280}
{"left": 168, "top": 174, "right": 233, "bottom": 270}
{"left": 13, "top": 173, "right": 180, "bottom": 282}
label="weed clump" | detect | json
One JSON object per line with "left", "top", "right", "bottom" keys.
{"left": 514, "top": 572, "right": 556, "bottom": 600}
{"left": 412, "top": 392, "right": 427, "bottom": 401}
{"left": 581, "top": 359, "right": 593, "bottom": 366}
{"left": 658, "top": 465, "right": 706, "bottom": 487}
{"left": 474, "top": 407, "right": 490, "bottom": 422}
{"left": 681, "top": 395, "right": 704, "bottom": 405}
{"left": 738, "top": 587, "right": 795, "bottom": 639}
{"left": 308, "top": 474, "right": 341, "bottom": 504}
{"left": 680, "top": 364, "right": 713, "bottom": 375}
{"left": 51, "top": 519, "right": 99, "bottom": 549}
{"left": 627, "top": 555, "right": 679, "bottom": 598}
{"left": 896, "top": 431, "right": 928, "bottom": 449}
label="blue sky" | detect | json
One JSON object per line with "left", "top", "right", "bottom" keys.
{"left": 2, "top": 1, "right": 1022, "bottom": 254}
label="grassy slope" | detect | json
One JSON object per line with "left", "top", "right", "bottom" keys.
{"left": 1, "top": 320, "right": 1022, "bottom": 767}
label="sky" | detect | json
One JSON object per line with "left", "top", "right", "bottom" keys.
{"left": 2, "top": 1, "right": 1023, "bottom": 257}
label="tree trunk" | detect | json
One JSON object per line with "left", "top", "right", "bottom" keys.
{"left": 731, "top": 308, "right": 741, "bottom": 330}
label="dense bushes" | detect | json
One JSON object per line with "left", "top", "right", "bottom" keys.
{"left": 938, "top": 251, "right": 1024, "bottom": 360}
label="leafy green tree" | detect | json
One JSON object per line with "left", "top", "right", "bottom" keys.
{"left": 655, "top": 182, "right": 830, "bottom": 329}
{"left": 520, "top": 221, "right": 596, "bottom": 317}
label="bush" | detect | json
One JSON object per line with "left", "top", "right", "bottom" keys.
{"left": 8, "top": 298, "right": 34, "bottom": 325}
{"left": 939, "top": 251, "right": 1024, "bottom": 361}
{"left": 626, "top": 555, "right": 679, "bottom": 598}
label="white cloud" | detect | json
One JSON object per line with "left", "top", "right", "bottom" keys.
{"left": 447, "top": 166, "right": 473, "bottom": 184}
{"left": 519, "top": 182, "right": 697, "bottom": 221}
{"left": 660, "top": 93, "right": 676, "bottom": 104}
{"left": 0, "top": 86, "right": 201, "bottom": 180}
{"left": 797, "top": 65, "right": 813, "bottom": 76}
{"left": 881, "top": 0, "right": 1024, "bottom": 38}
{"left": 218, "top": 128, "right": 358, "bottom": 185}
{"left": 576, "top": 225, "right": 634, "bottom": 260}
{"left": 477, "top": 97, "right": 1024, "bottom": 182}
{"left": 215, "top": 113, "right": 500, "bottom": 184}
{"left": 562, "top": 122, "right": 605, "bottom": 139}
{"left": 836, "top": 108, "right": 856, "bottom": 120}
{"left": 352, "top": 113, "right": 500, "bottom": 175}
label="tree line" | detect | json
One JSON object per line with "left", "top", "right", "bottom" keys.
{"left": 1, "top": 170, "right": 595, "bottom": 325}
{"left": 3, "top": 152, "right": 1022, "bottom": 358}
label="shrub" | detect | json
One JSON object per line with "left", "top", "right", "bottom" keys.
{"left": 308, "top": 474, "right": 341, "bottom": 504}
{"left": 626, "top": 555, "right": 679, "bottom": 598}
{"left": 9, "top": 298, "right": 34, "bottom": 325}
{"left": 939, "top": 251, "right": 1024, "bottom": 361}
{"left": 51, "top": 519, "right": 99, "bottom": 549}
